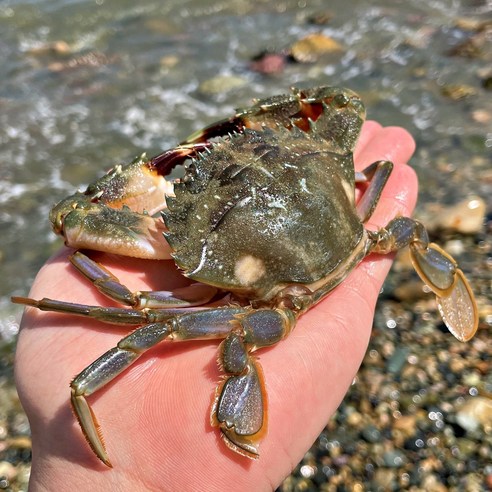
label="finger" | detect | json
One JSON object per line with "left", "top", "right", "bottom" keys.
{"left": 354, "top": 120, "right": 383, "bottom": 160}
{"left": 356, "top": 126, "right": 416, "bottom": 170}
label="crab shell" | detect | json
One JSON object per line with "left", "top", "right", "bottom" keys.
{"left": 163, "top": 92, "right": 366, "bottom": 302}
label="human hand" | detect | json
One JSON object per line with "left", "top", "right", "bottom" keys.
{"left": 15, "top": 121, "right": 416, "bottom": 491}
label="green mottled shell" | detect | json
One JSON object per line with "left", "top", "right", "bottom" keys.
{"left": 163, "top": 126, "right": 364, "bottom": 299}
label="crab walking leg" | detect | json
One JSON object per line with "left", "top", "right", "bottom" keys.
{"left": 371, "top": 217, "right": 478, "bottom": 341}
{"left": 70, "top": 306, "right": 246, "bottom": 466}
{"left": 212, "top": 308, "right": 296, "bottom": 459}
{"left": 354, "top": 160, "right": 394, "bottom": 222}
{"left": 69, "top": 251, "right": 218, "bottom": 308}
{"left": 11, "top": 296, "right": 209, "bottom": 325}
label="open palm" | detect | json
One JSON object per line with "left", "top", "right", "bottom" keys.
{"left": 15, "top": 121, "right": 417, "bottom": 491}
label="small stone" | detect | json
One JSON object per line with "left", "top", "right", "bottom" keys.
{"left": 448, "top": 356, "right": 466, "bottom": 373}
{"left": 423, "top": 197, "right": 485, "bottom": 234}
{"left": 249, "top": 52, "right": 286, "bottom": 74}
{"left": 475, "top": 360, "right": 489, "bottom": 375}
{"left": 372, "top": 468, "right": 396, "bottom": 489}
{"left": 383, "top": 449, "right": 407, "bottom": 468}
{"left": 486, "top": 472, "right": 492, "bottom": 489}
{"left": 482, "top": 76, "right": 492, "bottom": 90}
{"left": 421, "top": 474, "right": 448, "bottom": 492}
{"left": 450, "top": 39, "right": 481, "bottom": 58}
{"left": 289, "top": 33, "right": 343, "bottom": 63}
{"left": 443, "top": 239, "right": 465, "bottom": 257}
{"left": 160, "top": 55, "right": 179, "bottom": 69}
{"left": 7, "top": 436, "right": 32, "bottom": 449}
{"left": 27, "top": 40, "right": 71, "bottom": 56}
{"left": 393, "top": 415, "right": 417, "bottom": 437}
{"left": 361, "top": 424, "right": 381, "bottom": 443}
{"left": 461, "top": 472, "right": 487, "bottom": 491}
{"left": 462, "top": 372, "right": 482, "bottom": 387}
{"left": 48, "top": 51, "right": 114, "bottom": 72}
{"left": 387, "top": 347, "right": 410, "bottom": 374}
{"left": 471, "top": 109, "right": 491, "bottom": 123}
{"left": 455, "top": 396, "right": 492, "bottom": 432}
{"left": 346, "top": 410, "right": 363, "bottom": 426}
{"left": 144, "top": 18, "right": 180, "bottom": 35}
{"left": 198, "top": 75, "right": 247, "bottom": 95}
{"left": 403, "top": 26, "right": 435, "bottom": 49}
{"left": 0, "top": 461, "right": 16, "bottom": 481}
{"left": 307, "top": 11, "right": 334, "bottom": 25}
{"left": 456, "top": 438, "right": 477, "bottom": 456}
{"left": 440, "top": 84, "right": 477, "bottom": 100}
{"left": 394, "top": 280, "right": 427, "bottom": 302}
{"left": 454, "top": 17, "right": 484, "bottom": 31}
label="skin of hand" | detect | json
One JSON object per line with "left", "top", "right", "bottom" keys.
{"left": 14, "top": 121, "right": 417, "bottom": 492}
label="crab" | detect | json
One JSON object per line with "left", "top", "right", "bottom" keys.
{"left": 13, "top": 86, "right": 478, "bottom": 467}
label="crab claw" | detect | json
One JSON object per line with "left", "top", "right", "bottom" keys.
{"left": 410, "top": 243, "right": 478, "bottom": 342}
{"left": 48, "top": 153, "right": 174, "bottom": 259}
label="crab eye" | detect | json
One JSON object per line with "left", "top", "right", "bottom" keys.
{"left": 333, "top": 93, "right": 350, "bottom": 108}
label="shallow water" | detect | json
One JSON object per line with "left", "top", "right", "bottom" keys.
{"left": 1, "top": 0, "right": 491, "bottom": 489}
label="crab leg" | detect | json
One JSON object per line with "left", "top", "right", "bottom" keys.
{"left": 69, "top": 251, "right": 218, "bottom": 308}
{"left": 66, "top": 306, "right": 294, "bottom": 466}
{"left": 70, "top": 307, "right": 243, "bottom": 466}
{"left": 11, "top": 296, "right": 209, "bottom": 325}
{"left": 212, "top": 308, "right": 295, "bottom": 459}
{"left": 370, "top": 217, "right": 478, "bottom": 341}
{"left": 355, "top": 160, "right": 394, "bottom": 222}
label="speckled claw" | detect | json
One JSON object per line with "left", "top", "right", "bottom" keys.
{"left": 410, "top": 243, "right": 478, "bottom": 342}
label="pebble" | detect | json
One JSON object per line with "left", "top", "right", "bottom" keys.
{"left": 447, "top": 20, "right": 492, "bottom": 59}
{"left": 383, "top": 449, "right": 407, "bottom": 468}
{"left": 289, "top": 33, "right": 343, "bottom": 63}
{"left": 249, "top": 52, "right": 287, "bottom": 74}
{"left": 443, "top": 239, "right": 465, "bottom": 256}
{"left": 440, "top": 84, "right": 477, "bottom": 100}
{"left": 486, "top": 471, "right": 492, "bottom": 490}
{"left": 455, "top": 396, "right": 492, "bottom": 432}
{"left": 393, "top": 280, "right": 428, "bottom": 301}
{"left": 361, "top": 424, "right": 381, "bottom": 443}
{"left": 0, "top": 461, "right": 16, "bottom": 482}
{"left": 306, "top": 11, "right": 334, "bottom": 26}
{"left": 198, "top": 75, "right": 247, "bottom": 95}
{"left": 26, "top": 40, "right": 71, "bottom": 56}
{"left": 387, "top": 347, "right": 410, "bottom": 374}
{"left": 371, "top": 468, "right": 396, "bottom": 490}
{"left": 421, "top": 474, "right": 448, "bottom": 492}
{"left": 482, "top": 75, "right": 492, "bottom": 90}
{"left": 393, "top": 415, "right": 417, "bottom": 437}
{"left": 7, "top": 436, "right": 32, "bottom": 450}
{"left": 346, "top": 410, "right": 363, "bottom": 427}
{"left": 471, "top": 109, "right": 491, "bottom": 123}
{"left": 160, "top": 55, "right": 179, "bottom": 69}
{"left": 422, "top": 196, "right": 486, "bottom": 234}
